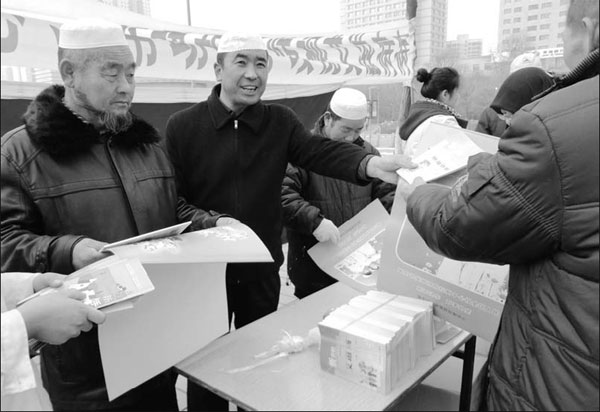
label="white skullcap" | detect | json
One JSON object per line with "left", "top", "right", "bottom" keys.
{"left": 217, "top": 32, "right": 267, "bottom": 53}
{"left": 59, "top": 18, "right": 128, "bottom": 49}
{"left": 510, "top": 52, "right": 542, "bottom": 73}
{"left": 330, "top": 88, "right": 368, "bottom": 120}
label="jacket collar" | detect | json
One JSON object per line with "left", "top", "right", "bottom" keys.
{"left": 207, "top": 84, "right": 265, "bottom": 134}
{"left": 23, "top": 85, "right": 160, "bottom": 157}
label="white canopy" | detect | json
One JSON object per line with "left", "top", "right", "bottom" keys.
{"left": 1, "top": 0, "right": 415, "bottom": 102}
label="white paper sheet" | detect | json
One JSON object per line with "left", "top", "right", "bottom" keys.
{"left": 379, "top": 128, "right": 508, "bottom": 342}
{"left": 100, "top": 222, "right": 192, "bottom": 252}
{"left": 396, "top": 126, "right": 484, "bottom": 184}
{"left": 108, "top": 223, "right": 273, "bottom": 264}
{"left": 97, "top": 223, "right": 272, "bottom": 400}
{"left": 99, "top": 262, "right": 229, "bottom": 401}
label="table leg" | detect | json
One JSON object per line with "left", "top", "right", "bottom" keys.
{"left": 452, "top": 335, "right": 476, "bottom": 411}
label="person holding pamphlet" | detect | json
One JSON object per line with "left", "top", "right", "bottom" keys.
{"left": 281, "top": 88, "right": 396, "bottom": 299}
{"left": 397, "top": 1, "right": 599, "bottom": 410}
{"left": 165, "top": 32, "right": 416, "bottom": 411}
{"left": 1, "top": 271, "right": 106, "bottom": 411}
{"left": 398, "top": 66, "right": 467, "bottom": 157}
{"left": 0, "top": 18, "right": 201, "bottom": 411}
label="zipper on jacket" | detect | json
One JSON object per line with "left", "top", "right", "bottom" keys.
{"left": 105, "top": 138, "right": 139, "bottom": 235}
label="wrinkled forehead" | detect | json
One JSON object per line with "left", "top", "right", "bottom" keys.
{"left": 84, "top": 45, "right": 136, "bottom": 69}
{"left": 224, "top": 49, "right": 268, "bottom": 63}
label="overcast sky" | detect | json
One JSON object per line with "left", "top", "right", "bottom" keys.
{"left": 150, "top": 0, "right": 500, "bottom": 51}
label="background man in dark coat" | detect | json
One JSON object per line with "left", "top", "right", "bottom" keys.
{"left": 281, "top": 87, "right": 395, "bottom": 299}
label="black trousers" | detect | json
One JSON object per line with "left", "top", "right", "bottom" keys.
{"left": 187, "top": 264, "right": 281, "bottom": 411}
{"left": 46, "top": 368, "right": 179, "bottom": 411}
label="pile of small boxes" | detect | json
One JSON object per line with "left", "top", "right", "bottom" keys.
{"left": 318, "top": 290, "right": 435, "bottom": 394}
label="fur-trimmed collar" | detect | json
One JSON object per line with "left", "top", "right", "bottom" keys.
{"left": 23, "top": 85, "right": 160, "bottom": 156}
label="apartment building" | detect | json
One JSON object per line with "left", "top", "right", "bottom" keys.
{"left": 497, "top": 0, "right": 569, "bottom": 53}
{"left": 340, "top": 0, "right": 448, "bottom": 68}
{"left": 446, "top": 34, "right": 483, "bottom": 60}
{"left": 97, "top": 0, "right": 151, "bottom": 16}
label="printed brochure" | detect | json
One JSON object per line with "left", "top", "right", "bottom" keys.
{"left": 17, "top": 256, "right": 153, "bottom": 310}
{"left": 308, "top": 199, "right": 390, "bottom": 292}
{"left": 380, "top": 128, "right": 507, "bottom": 342}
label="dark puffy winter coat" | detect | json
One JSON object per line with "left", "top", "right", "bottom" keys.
{"left": 406, "top": 74, "right": 599, "bottom": 410}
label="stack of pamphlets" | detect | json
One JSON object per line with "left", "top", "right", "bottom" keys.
{"left": 318, "top": 290, "right": 434, "bottom": 394}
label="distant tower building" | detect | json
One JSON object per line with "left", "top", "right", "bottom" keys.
{"left": 340, "top": 0, "right": 448, "bottom": 68}
{"left": 497, "top": 0, "right": 569, "bottom": 71}
{"left": 97, "top": 0, "right": 151, "bottom": 15}
{"left": 446, "top": 34, "right": 483, "bottom": 59}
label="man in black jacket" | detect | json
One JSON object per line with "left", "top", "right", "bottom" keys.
{"left": 165, "top": 32, "right": 415, "bottom": 411}
{"left": 281, "top": 88, "right": 396, "bottom": 299}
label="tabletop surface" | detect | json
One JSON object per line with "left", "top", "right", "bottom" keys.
{"left": 176, "top": 282, "right": 471, "bottom": 411}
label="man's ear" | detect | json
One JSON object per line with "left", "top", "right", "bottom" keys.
{"left": 59, "top": 59, "right": 76, "bottom": 88}
{"left": 214, "top": 62, "right": 222, "bottom": 82}
{"left": 582, "top": 16, "right": 599, "bottom": 50}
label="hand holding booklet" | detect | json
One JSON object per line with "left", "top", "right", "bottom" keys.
{"left": 308, "top": 199, "right": 389, "bottom": 293}
{"left": 17, "top": 256, "right": 153, "bottom": 310}
{"left": 397, "top": 134, "right": 483, "bottom": 184}
{"left": 396, "top": 121, "right": 498, "bottom": 184}
{"left": 19, "top": 256, "right": 153, "bottom": 354}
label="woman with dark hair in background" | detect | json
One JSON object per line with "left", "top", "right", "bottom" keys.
{"left": 398, "top": 67, "right": 467, "bottom": 156}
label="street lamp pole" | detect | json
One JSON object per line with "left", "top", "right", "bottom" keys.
{"left": 186, "top": 0, "right": 192, "bottom": 26}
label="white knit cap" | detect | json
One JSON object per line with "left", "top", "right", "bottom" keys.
{"left": 510, "top": 52, "right": 542, "bottom": 73}
{"left": 330, "top": 88, "right": 368, "bottom": 120}
{"left": 59, "top": 18, "right": 128, "bottom": 49}
{"left": 217, "top": 32, "right": 267, "bottom": 53}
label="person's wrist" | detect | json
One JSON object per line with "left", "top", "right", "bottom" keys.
{"left": 16, "top": 305, "right": 39, "bottom": 340}
{"left": 365, "top": 155, "right": 379, "bottom": 180}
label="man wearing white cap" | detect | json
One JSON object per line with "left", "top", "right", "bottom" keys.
{"left": 165, "top": 32, "right": 414, "bottom": 410}
{"left": 281, "top": 87, "right": 395, "bottom": 299}
{"left": 1, "top": 18, "right": 193, "bottom": 411}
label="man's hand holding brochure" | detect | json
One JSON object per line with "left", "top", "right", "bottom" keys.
{"left": 395, "top": 122, "right": 499, "bottom": 201}
{"left": 396, "top": 126, "right": 483, "bottom": 184}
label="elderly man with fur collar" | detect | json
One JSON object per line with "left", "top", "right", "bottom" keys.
{"left": 0, "top": 18, "right": 198, "bottom": 411}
